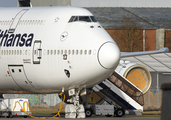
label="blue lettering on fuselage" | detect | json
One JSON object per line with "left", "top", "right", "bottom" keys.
{"left": 0, "top": 30, "right": 34, "bottom": 47}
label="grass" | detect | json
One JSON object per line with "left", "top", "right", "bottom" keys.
{"left": 125, "top": 111, "right": 161, "bottom": 117}
{"left": 142, "top": 111, "right": 161, "bottom": 117}
{"left": 30, "top": 107, "right": 65, "bottom": 115}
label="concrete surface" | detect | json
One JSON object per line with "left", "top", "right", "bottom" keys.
{"left": 0, "top": 115, "right": 160, "bottom": 120}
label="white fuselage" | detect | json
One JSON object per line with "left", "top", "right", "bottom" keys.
{"left": 0, "top": 7, "right": 120, "bottom": 93}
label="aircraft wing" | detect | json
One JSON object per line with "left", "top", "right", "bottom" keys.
{"left": 121, "top": 47, "right": 169, "bottom": 58}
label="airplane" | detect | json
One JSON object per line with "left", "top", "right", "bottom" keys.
{"left": 0, "top": 6, "right": 168, "bottom": 116}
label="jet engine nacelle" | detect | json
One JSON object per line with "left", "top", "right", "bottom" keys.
{"left": 115, "top": 60, "right": 152, "bottom": 94}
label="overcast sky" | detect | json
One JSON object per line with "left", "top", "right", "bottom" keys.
{"left": 0, "top": 0, "right": 17, "bottom": 7}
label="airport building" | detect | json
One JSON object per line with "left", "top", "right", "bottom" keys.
{"left": 2, "top": 0, "right": 171, "bottom": 111}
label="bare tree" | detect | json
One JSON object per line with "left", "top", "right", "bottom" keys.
{"left": 113, "top": 15, "right": 143, "bottom": 52}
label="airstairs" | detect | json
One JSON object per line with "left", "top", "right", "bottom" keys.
{"left": 92, "top": 71, "right": 144, "bottom": 115}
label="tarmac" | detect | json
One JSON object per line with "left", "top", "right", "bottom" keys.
{"left": 0, "top": 115, "right": 160, "bottom": 120}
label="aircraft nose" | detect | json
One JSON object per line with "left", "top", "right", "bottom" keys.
{"left": 98, "top": 42, "right": 120, "bottom": 69}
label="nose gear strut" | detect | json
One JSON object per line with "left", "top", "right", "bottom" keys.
{"left": 67, "top": 88, "right": 86, "bottom": 118}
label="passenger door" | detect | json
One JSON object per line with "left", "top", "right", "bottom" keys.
{"left": 8, "top": 65, "right": 35, "bottom": 90}
{"left": 33, "top": 40, "right": 42, "bottom": 64}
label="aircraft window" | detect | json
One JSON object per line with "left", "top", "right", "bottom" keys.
{"left": 20, "top": 50, "right": 22, "bottom": 55}
{"left": 84, "top": 50, "right": 87, "bottom": 55}
{"left": 68, "top": 50, "right": 71, "bottom": 55}
{"left": 4, "top": 50, "right": 5, "bottom": 55}
{"left": 69, "top": 16, "right": 76, "bottom": 22}
{"left": 69, "top": 16, "right": 96, "bottom": 22}
{"left": 69, "top": 16, "right": 79, "bottom": 22}
{"left": 6, "top": 50, "right": 8, "bottom": 55}
{"left": 47, "top": 50, "right": 49, "bottom": 55}
{"left": 9, "top": 50, "right": 11, "bottom": 55}
{"left": 89, "top": 50, "right": 91, "bottom": 55}
{"left": 51, "top": 50, "right": 53, "bottom": 55}
{"left": 38, "top": 20, "right": 40, "bottom": 25}
{"left": 61, "top": 50, "right": 63, "bottom": 55}
{"left": 76, "top": 50, "right": 78, "bottom": 55}
{"left": 12, "top": 69, "right": 14, "bottom": 73}
{"left": 1, "top": 50, "right": 3, "bottom": 55}
{"left": 79, "top": 16, "right": 91, "bottom": 22}
{"left": 57, "top": 50, "right": 60, "bottom": 55}
{"left": 54, "top": 50, "right": 56, "bottom": 55}
{"left": 41, "top": 20, "right": 43, "bottom": 25}
{"left": 12, "top": 50, "right": 13, "bottom": 55}
{"left": 80, "top": 50, "right": 83, "bottom": 55}
{"left": 25, "top": 50, "right": 27, "bottom": 55}
{"left": 17, "top": 50, "right": 19, "bottom": 55}
{"left": 90, "top": 16, "right": 97, "bottom": 22}
{"left": 64, "top": 50, "right": 67, "bottom": 54}
{"left": 72, "top": 50, "right": 74, "bottom": 55}
{"left": 19, "top": 69, "right": 21, "bottom": 72}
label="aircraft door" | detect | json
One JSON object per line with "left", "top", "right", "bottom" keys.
{"left": 9, "top": 9, "right": 29, "bottom": 33}
{"left": 33, "top": 40, "right": 42, "bottom": 64}
{"left": 0, "top": 46, "right": 2, "bottom": 59}
{"left": 8, "top": 65, "right": 35, "bottom": 90}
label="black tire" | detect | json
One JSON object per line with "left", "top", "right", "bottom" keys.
{"left": 85, "top": 109, "right": 93, "bottom": 117}
{"left": 116, "top": 108, "right": 125, "bottom": 117}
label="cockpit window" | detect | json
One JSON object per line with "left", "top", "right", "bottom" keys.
{"left": 69, "top": 16, "right": 78, "bottom": 22}
{"left": 90, "top": 16, "right": 97, "bottom": 22}
{"left": 68, "top": 16, "right": 97, "bottom": 23}
{"left": 79, "top": 16, "right": 91, "bottom": 22}
{"left": 69, "top": 16, "right": 75, "bottom": 22}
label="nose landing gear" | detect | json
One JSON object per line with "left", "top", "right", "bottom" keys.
{"left": 66, "top": 88, "right": 86, "bottom": 118}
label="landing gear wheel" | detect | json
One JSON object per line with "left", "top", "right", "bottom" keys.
{"left": 115, "top": 108, "right": 125, "bottom": 117}
{"left": 85, "top": 109, "right": 93, "bottom": 117}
